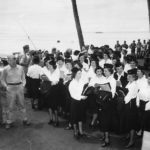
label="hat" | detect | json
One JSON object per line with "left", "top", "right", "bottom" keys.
{"left": 57, "top": 56, "right": 64, "bottom": 62}
{"left": 137, "top": 65, "right": 145, "bottom": 71}
{"left": 74, "top": 50, "right": 80, "bottom": 56}
{"left": 104, "top": 63, "right": 113, "bottom": 69}
{"left": 23, "top": 45, "right": 29, "bottom": 50}
{"left": 115, "top": 62, "right": 123, "bottom": 68}
{"left": 65, "top": 59, "right": 72, "bottom": 64}
{"left": 71, "top": 67, "right": 80, "bottom": 74}
{"left": 127, "top": 68, "right": 137, "bottom": 75}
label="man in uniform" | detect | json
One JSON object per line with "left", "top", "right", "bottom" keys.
{"left": 1, "top": 55, "right": 30, "bottom": 129}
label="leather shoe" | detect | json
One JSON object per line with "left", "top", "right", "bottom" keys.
{"left": 101, "top": 141, "right": 110, "bottom": 147}
{"left": 23, "top": 120, "right": 31, "bottom": 126}
{"left": 125, "top": 142, "right": 135, "bottom": 149}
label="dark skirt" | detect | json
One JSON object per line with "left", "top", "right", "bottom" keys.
{"left": 30, "top": 78, "right": 41, "bottom": 99}
{"left": 123, "top": 98, "right": 139, "bottom": 133}
{"left": 144, "top": 110, "right": 150, "bottom": 131}
{"left": 57, "top": 80, "right": 68, "bottom": 109}
{"left": 45, "top": 84, "right": 59, "bottom": 111}
{"left": 99, "top": 94, "right": 113, "bottom": 132}
{"left": 64, "top": 81, "right": 72, "bottom": 113}
{"left": 87, "top": 94, "right": 98, "bottom": 114}
{"left": 138, "top": 100, "right": 149, "bottom": 130}
{"left": 70, "top": 99, "right": 86, "bottom": 124}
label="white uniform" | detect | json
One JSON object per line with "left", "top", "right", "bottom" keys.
{"left": 27, "top": 64, "right": 42, "bottom": 79}
{"left": 125, "top": 81, "right": 138, "bottom": 104}
{"left": 89, "top": 75, "right": 107, "bottom": 87}
{"left": 105, "top": 75, "right": 116, "bottom": 98}
{"left": 41, "top": 66, "right": 60, "bottom": 85}
{"left": 69, "top": 79, "right": 85, "bottom": 101}
{"left": 99, "top": 59, "right": 112, "bottom": 68}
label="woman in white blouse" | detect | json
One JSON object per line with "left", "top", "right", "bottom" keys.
{"left": 137, "top": 73, "right": 150, "bottom": 132}
{"left": 69, "top": 67, "right": 87, "bottom": 138}
{"left": 88, "top": 66, "right": 107, "bottom": 128}
{"left": 41, "top": 60, "right": 60, "bottom": 127}
{"left": 123, "top": 69, "right": 138, "bottom": 148}
{"left": 99, "top": 63, "right": 116, "bottom": 147}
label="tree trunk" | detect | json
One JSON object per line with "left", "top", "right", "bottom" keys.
{"left": 148, "top": 0, "right": 150, "bottom": 32}
{"left": 71, "top": 0, "right": 84, "bottom": 50}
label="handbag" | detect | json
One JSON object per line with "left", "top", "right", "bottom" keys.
{"left": 95, "top": 90, "right": 112, "bottom": 105}
{"left": 39, "top": 80, "right": 51, "bottom": 95}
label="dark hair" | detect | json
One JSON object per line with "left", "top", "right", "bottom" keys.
{"left": 71, "top": 67, "right": 81, "bottom": 78}
{"left": 95, "top": 66, "right": 103, "bottom": 74}
{"left": 74, "top": 50, "right": 80, "bottom": 56}
{"left": 32, "top": 55, "right": 40, "bottom": 64}
{"left": 65, "top": 59, "right": 73, "bottom": 64}
{"left": 23, "top": 45, "right": 29, "bottom": 50}
{"left": 49, "top": 60, "right": 57, "bottom": 70}
{"left": 104, "top": 67, "right": 114, "bottom": 74}
{"left": 57, "top": 56, "right": 64, "bottom": 62}
{"left": 115, "top": 62, "right": 124, "bottom": 69}
{"left": 73, "top": 60, "right": 83, "bottom": 69}
{"left": 137, "top": 66, "right": 145, "bottom": 75}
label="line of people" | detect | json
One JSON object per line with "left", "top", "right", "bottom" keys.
{"left": 0, "top": 44, "right": 150, "bottom": 149}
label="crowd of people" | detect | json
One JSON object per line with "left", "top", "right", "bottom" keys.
{"left": 0, "top": 39, "right": 150, "bottom": 148}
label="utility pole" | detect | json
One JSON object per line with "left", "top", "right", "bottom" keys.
{"left": 71, "top": 0, "right": 85, "bottom": 50}
{"left": 148, "top": 0, "right": 150, "bottom": 32}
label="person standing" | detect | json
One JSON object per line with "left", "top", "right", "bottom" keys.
{"left": 27, "top": 55, "right": 42, "bottom": 109}
{"left": 1, "top": 55, "right": 30, "bottom": 129}
{"left": 123, "top": 69, "right": 139, "bottom": 148}
{"left": 19, "top": 45, "right": 31, "bottom": 97}
{"left": 99, "top": 64, "right": 116, "bottom": 147}
{"left": 130, "top": 40, "right": 136, "bottom": 55}
{"left": 69, "top": 67, "right": 87, "bottom": 139}
{"left": 19, "top": 45, "right": 31, "bottom": 74}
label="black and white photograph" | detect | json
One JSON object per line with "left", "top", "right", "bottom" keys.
{"left": 0, "top": 0, "right": 150, "bottom": 150}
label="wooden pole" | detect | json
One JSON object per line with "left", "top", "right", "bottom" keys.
{"left": 71, "top": 0, "right": 85, "bottom": 50}
{"left": 148, "top": 0, "right": 150, "bottom": 32}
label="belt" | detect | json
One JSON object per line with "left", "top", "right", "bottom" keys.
{"left": 7, "top": 82, "right": 22, "bottom": 85}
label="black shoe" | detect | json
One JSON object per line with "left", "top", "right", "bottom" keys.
{"left": 23, "top": 120, "right": 31, "bottom": 126}
{"left": 101, "top": 141, "right": 110, "bottom": 147}
{"left": 48, "top": 120, "right": 53, "bottom": 125}
{"left": 74, "top": 133, "right": 80, "bottom": 140}
{"left": 125, "top": 142, "right": 135, "bottom": 149}
{"left": 89, "top": 123, "right": 95, "bottom": 129}
{"left": 53, "top": 122, "right": 59, "bottom": 127}
{"left": 5, "top": 123, "right": 13, "bottom": 129}
{"left": 78, "top": 133, "right": 87, "bottom": 138}
{"left": 64, "top": 126, "right": 73, "bottom": 130}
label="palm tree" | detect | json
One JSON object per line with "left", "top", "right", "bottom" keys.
{"left": 71, "top": 0, "right": 84, "bottom": 50}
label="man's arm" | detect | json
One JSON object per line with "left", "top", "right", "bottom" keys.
{"left": 1, "top": 68, "right": 7, "bottom": 89}
{"left": 19, "top": 55, "right": 28, "bottom": 67}
{"left": 21, "top": 67, "right": 26, "bottom": 87}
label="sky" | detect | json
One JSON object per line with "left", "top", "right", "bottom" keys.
{"left": 0, "top": 0, "right": 149, "bottom": 54}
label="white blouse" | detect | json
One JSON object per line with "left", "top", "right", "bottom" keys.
{"left": 87, "top": 67, "right": 96, "bottom": 79}
{"left": 125, "top": 81, "right": 138, "bottom": 104}
{"left": 99, "top": 59, "right": 112, "bottom": 68}
{"left": 27, "top": 64, "right": 42, "bottom": 79}
{"left": 41, "top": 66, "right": 60, "bottom": 84}
{"left": 136, "top": 76, "right": 147, "bottom": 90}
{"left": 89, "top": 75, "right": 107, "bottom": 87}
{"left": 137, "top": 82, "right": 150, "bottom": 110}
{"left": 105, "top": 75, "right": 116, "bottom": 98}
{"left": 69, "top": 78, "right": 86, "bottom": 101}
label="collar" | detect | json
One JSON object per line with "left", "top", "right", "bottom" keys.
{"left": 117, "top": 71, "right": 125, "bottom": 77}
